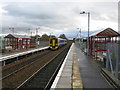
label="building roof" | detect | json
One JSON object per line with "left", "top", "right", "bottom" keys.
{"left": 90, "top": 28, "right": 120, "bottom": 37}
{"left": 4, "top": 34, "right": 31, "bottom": 39}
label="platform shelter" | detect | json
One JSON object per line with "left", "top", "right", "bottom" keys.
{"left": 88, "top": 28, "right": 120, "bottom": 59}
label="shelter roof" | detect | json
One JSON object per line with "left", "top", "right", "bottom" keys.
{"left": 90, "top": 28, "right": 120, "bottom": 37}
{"left": 4, "top": 34, "right": 31, "bottom": 38}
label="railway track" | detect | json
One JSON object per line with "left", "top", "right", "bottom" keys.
{"left": 17, "top": 44, "right": 70, "bottom": 89}
{"left": 2, "top": 50, "right": 50, "bottom": 78}
{"left": 2, "top": 43, "right": 71, "bottom": 89}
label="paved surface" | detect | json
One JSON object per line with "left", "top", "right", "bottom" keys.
{"left": 51, "top": 43, "right": 82, "bottom": 89}
{"left": 75, "top": 43, "right": 112, "bottom": 88}
{"left": 51, "top": 44, "right": 73, "bottom": 88}
{"left": 1, "top": 46, "right": 48, "bottom": 57}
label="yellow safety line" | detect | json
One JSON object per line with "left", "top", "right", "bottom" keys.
{"left": 72, "top": 46, "right": 83, "bottom": 89}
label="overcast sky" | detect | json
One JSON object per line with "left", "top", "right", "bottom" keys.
{"left": 0, "top": 0, "right": 119, "bottom": 38}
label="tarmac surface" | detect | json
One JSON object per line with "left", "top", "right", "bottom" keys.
{"left": 75, "top": 43, "right": 112, "bottom": 88}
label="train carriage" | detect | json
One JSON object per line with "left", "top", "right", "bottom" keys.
{"left": 49, "top": 37, "right": 67, "bottom": 50}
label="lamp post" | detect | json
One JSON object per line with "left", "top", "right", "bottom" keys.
{"left": 28, "top": 28, "right": 30, "bottom": 36}
{"left": 77, "top": 28, "right": 81, "bottom": 45}
{"left": 35, "top": 27, "right": 40, "bottom": 48}
{"left": 80, "top": 11, "right": 90, "bottom": 38}
{"left": 80, "top": 11, "right": 90, "bottom": 54}
{"left": 50, "top": 33, "right": 52, "bottom": 38}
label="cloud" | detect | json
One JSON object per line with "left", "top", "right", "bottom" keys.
{"left": 1, "top": 0, "right": 119, "bottom": 2}
{"left": 1, "top": 2, "right": 118, "bottom": 38}
{"left": 0, "top": 3, "right": 8, "bottom": 14}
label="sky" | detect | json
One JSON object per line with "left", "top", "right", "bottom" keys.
{"left": 0, "top": 0, "right": 119, "bottom": 39}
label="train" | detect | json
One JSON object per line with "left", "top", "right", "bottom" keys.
{"left": 49, "top": 37, "right": 67, "bottom": 50}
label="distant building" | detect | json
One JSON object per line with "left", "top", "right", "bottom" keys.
{"left": 0, "top": 37, "right": 4, "bottom": 51}
{"left": 30, "top": 35, "right": 40, "bottom": 48}
{"left": 0, "top": 34, "right": 7, "bottom": 51}
{"left": 3, "top": 34, "right": 31, "bottom": 50}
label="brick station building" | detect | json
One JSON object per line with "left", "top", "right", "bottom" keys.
{"left": 4, "top": 34, "right": 31, "bottom": 50}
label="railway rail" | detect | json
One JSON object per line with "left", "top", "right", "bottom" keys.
{"left": 2, "top": 43, "right": 71, "bottom": 89}
{"left": 17, "top": 44, "right": 70, "bottom": 89}
{"left": 2, "top": 50, "right": 50, "bottom": 78}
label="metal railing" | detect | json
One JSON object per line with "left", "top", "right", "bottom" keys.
{"left": 106, "top": 43, "right": 120, "bottom": 79}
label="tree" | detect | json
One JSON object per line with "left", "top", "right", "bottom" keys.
{"left": 30, "top": 35, "right": 40, "bottom": 45}
{"left": 40, "top": 34, "right": 49, "bottom": 41}
{"left": 59, "top": 34, "right": 68, "bottom": 40}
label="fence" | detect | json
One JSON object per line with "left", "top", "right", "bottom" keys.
{"left": 106, "top": 42, "right": 120, "bottom": 79}
{"left": 75, "top": 38, "right": 87, "bottom": 53}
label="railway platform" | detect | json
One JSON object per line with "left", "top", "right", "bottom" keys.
{"left": 75, "top": 43, "right": 112, "bottom": 88}
{"left": 51, "top": 43, "right": 82, "bottom": 89}
{"left": 0, "top": 46, "right": 49, "bottom": 66}
{"left": 51, "top": 43, "right": 112, "bottom": 89}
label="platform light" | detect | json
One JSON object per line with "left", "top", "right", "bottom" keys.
{"left": 80, "top": 11, "right": 90, "bottom": 55}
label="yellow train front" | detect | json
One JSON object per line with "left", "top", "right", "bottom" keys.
{"left": 49, "top": 37, "right": 59, "bottom": 50}
{"left": 49, "top": 37, "right": 67, "bottom": 50}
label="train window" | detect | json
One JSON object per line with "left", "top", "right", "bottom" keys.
{"left": 50, "top": 38, "right": 58, "bottom": 44}
{"left": 55, "top": 39, "right": 58, "bottom": 43}
{"left": 60, "top": 40, "right": 64, "bottom": 43}
{"left": 50, "top": 40, "right": 52, "bottom": 43}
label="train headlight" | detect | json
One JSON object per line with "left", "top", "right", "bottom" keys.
{"left": 55, "top": 47, "right": 58, "bottom": 49}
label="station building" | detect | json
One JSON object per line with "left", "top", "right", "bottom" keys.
{"left": 3, "top": 34, "right": 31, "bottom": 50}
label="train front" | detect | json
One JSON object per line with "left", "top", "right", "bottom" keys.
{"left": 49, "top": 37, "right": 58, "bottom": 50}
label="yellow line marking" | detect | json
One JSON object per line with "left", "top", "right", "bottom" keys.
{"left": 72, "top": 46, "right": 83, "bottom": 89}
